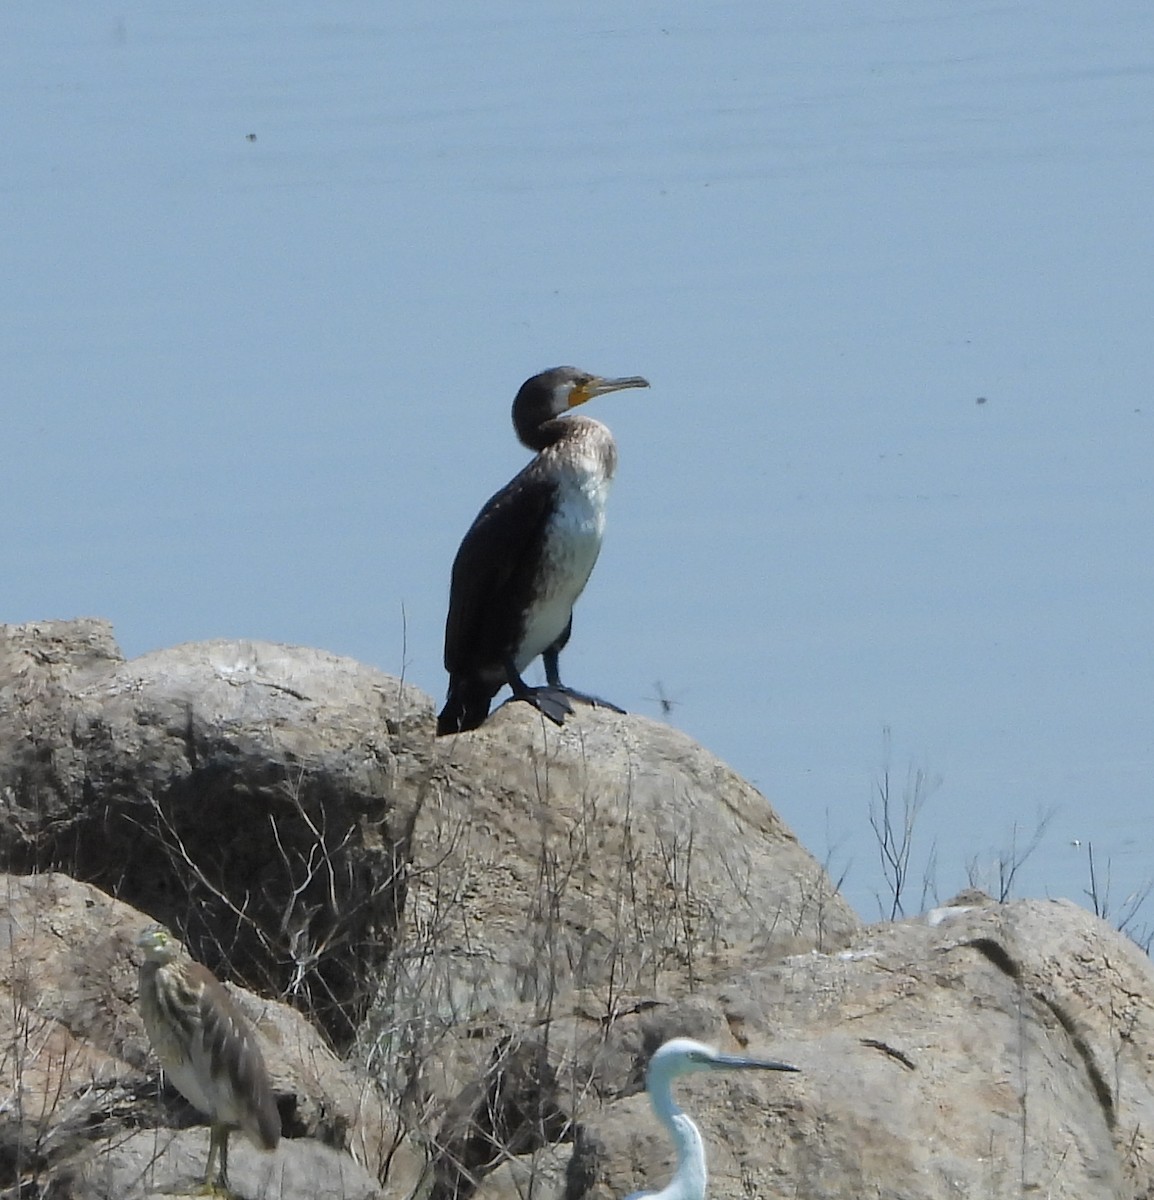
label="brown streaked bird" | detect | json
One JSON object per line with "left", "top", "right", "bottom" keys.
{"left": 136, "top": 925, "right": 280, "bottom": 1192}
{"left": 437, "top": 366, "right": 650, "bottom": 735}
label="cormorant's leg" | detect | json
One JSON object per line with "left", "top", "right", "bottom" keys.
{"left": 503, "top": 658, "right": 573, "bottom": 726}
{"left": 541, "top": 647, "right": 626, "bottom": 715}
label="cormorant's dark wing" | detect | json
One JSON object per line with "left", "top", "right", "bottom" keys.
{"left": 444, "top": 463, "right": 557, "bottom": 674}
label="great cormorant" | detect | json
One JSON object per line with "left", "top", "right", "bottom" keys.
{"left": 437, "top": 366, "right": 649, "bottom": 735}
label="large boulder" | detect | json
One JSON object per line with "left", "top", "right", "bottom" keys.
{"left": 0, "top": 619, "right": 857, "bottom": 1051}
{"left": 0, "top": 619, "right": 430, "bottom": 1046}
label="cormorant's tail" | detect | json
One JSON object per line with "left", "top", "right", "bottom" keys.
{"left": 437, "top": 676, "right": 496, "bottom": 735}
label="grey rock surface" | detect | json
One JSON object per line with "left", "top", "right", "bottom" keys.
{"left": 0, "top": 619, "right": 856, "bottom": 1048}
{"left": 77, "top": 1129, "right": 385, "bottom": 1200}
{"left": 536, "top": 896, "right": 1154, "bottom": 1200}
{"left": 5, "top": 620, "right": 1153, "bottom": 1199}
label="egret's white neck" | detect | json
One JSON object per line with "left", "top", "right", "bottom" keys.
{"left": 664, "top": 1111, "right": 707, "bottom": 1200}
{"left": 648, "top": 1077, "right": 708, "bottom": 1200}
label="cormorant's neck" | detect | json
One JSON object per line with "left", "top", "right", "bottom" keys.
{"left": 517, "top": 413, "right": 585, "bottom": 453}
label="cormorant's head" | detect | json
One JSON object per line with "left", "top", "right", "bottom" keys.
{"left": 512, "top": 366, "right": 649, "bottom": 447}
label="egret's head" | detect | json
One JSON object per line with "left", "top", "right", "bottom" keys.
{"left": 647, "top": 1037, "right": 799, "bottom": 1084}
{"left": 649, "top": 1038, "right": 722, "bottom": 1079}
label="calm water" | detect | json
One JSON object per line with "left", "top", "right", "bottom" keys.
{"left": 4, "top": 2, "right": 1153, "bottom": 921}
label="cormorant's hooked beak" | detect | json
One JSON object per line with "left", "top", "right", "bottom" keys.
{"left": 569, "top": 375, "right": 650, "bottom": 407}
{"left": 712, "top": 1052, "right": 800, "bottom": 1074}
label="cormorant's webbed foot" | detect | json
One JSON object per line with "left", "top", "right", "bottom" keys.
{"left": 558, "top": 686, "right": 626, "bottom": 714}
{"left": 505, "top": 660, "right": 575, "bottom": 727}
{"left": 540, "top": 651, "right": 625, "bottom": 714}
{"left": 525, "top": 686, "right": 575, "bottom": 726}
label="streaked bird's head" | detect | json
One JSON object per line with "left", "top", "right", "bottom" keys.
{"left": 137, "top": 923, "right": 182, "bottom": 965}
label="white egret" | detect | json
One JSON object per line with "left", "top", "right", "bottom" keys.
{"left": 627, "top": 1037, "right": 799, "bottom": 1200}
